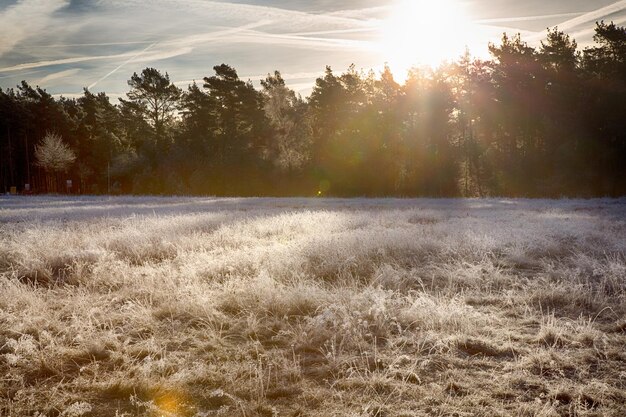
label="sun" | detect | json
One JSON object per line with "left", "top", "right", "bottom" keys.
{"left": 380, "top": 0, "right": 474, "bottom": 77}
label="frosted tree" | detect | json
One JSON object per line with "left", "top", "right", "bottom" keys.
{"left": 261, "top": 71, "right": 310, "bottom": 171}
{"left": 35, "top": 133, "right": 76, "bottom": 192}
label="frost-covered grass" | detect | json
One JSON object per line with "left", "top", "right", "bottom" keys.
{"left": 1, "top": 196, "right": 625, "bottom": 416}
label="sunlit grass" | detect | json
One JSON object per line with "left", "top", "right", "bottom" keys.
{"left": 0, "top": 196, "right": 625, "bottom": 415}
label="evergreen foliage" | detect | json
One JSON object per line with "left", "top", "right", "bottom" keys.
{"left": 1, "top": 23, "right": 625, "bottom": 196}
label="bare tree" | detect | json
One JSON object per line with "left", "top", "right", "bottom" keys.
{"left": 35, "top": 133, "right": 76, "bottom": 192}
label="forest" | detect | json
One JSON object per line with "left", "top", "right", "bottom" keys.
{"left": 1, "top": 22, "right": 625, "bottom": 197}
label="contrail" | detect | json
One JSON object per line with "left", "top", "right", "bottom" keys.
{"left": 0, "top": 69, "right": 41, "bottom": 79}
{"left": 555, "top": 0, "right": 626, "bottom": 31}
{"left": 86, "top": 20, "right": 272, "bottom": 91}
{"left": 0, "top": 52, "right": 140, "bottom": 72}
{"left": 474, "top": 12, "right": 584, "bottom": 25}
{"left": 568, "top": 14, "right": 626, "bottom": 42}
{"left": 25, "top": 41, "right": 155, "bottom": 49}
{"left": 521, "top": 0, "right": 626, "bottom": 42}
{"left": 87, "top": 42, "right": 157, "bottom": 90}
{"left": 280, "top": 27, "right": 377, "bottom": 37}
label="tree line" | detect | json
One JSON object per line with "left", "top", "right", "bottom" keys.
{"left": 1, "top": 22, "right": 625, "bottom": 197}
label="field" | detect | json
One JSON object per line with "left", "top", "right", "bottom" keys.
{"left": 1, "top": 196, "right": 625, "bottom": 417}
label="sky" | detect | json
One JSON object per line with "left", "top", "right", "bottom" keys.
{"left": 0, "top": 0, "right": 625, "bottom": 99}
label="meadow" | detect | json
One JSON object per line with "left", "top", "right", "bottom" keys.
{"left": 0, "top": 196, "right": 625, "bottom": 416}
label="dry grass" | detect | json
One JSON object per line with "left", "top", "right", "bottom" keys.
{"left": 0, "top": 196, "right": 625, "bottom": 416}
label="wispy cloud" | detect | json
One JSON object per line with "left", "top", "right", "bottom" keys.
{"left": 87, "top": 43, "right": 158, "bottom": 90}
{"left": 245, "top": 71, "right": 326, "bottom": 81}
{"left": 287, "top": 82, "right": 318, "bottom": 94}
{"left": 0, "top": 21, "right": 271, "bottom": 75}
{"left": 568, "top": 14, "right": 626, "bottom": 44}
{"left": 282, "top": 27, "right": 378, "bottom": 37}
{"left": 2, "top": 0, "right": 623, "bottom": 97}
{"left": 109, "top": 0, "right": 373, "bottom": 32}
{"left": 174, "top": 70, "right": 326, "bottom": 88}
{"left": 471, "top": 2, "right": 626, "bottom": 45}
{"left": 0, "top": 45, "right": 198, "bottom": 74}
{"left": 27, "top": 41, "right": 155, "bottom": 49}
{"left": 474, "top": 12, "right": 585, "bottom": 25}
{"left": 37, "top": 68, "right": 81, "bottom": 86}
{"left": 0, "top": 69, "right": 42, "bottom": 80}
{"left": 326, "top": 6, "right": 391, "bottom": 20}
{"left": 160, "top": 21, "right": 274, "bottom": 48}
{"left": 0, "top": 52, "right": 139, "bottom": 73}
{"left": 52, "top": 92, "right": 126, "bottom": 100}
{"left": 87, "top": 21, "right": 273, "bottom": 90}
{"left": 479, "top": 25, "right": 540, "bottom": 37}
{"left": 555, "top": 0, "right": 626, "bottom": 31}
{"left": 0, "top": 0, "right": 69, "bottom": 56}
{"left": 522, "top": 1, "right": 626, "bottom": 42}
{"left": 227, "top": 30, "right": 375, "bottom": 51}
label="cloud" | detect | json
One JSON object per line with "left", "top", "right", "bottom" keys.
{"left": 52, "top": 92, "right": 125, "bottom": 100}
{"left": 38, "top": 68, "right": 81, "bottom": 86}
{"left": 225, "top": 30, "right": 376, "bottom": 51}
{"left": 478, "top": 25, "right": 540, "bottom": 37}
{"left": 3, "top": 0, "right": 623, "bottom": 98}
{"left": 555, "top": 0, "right": 626, "bottom": 31}
{"left": 30, "top": 41, "right": 154, "bottom": 48}
{"left": 282, "top": 27, "right": 378, "bottom": 37}
{"left": 286, "top": 81, "right": 318, "bottom": 93}
{"left": 87, "top": 43, "right": 157, "bottom": 90}
{"left": 0, "top": 45, "right": 196, "bottom": 74}
{"left": 326, "top": 6, "right": 391, "bottom": 20}
{"left": 471, "top": 2, "right": 626, "bottom": 46}
{"left": 174, "top": 70, "right": 325, "bottom": 87}
{"left": 568, "top": 14, "right": 626, "bottom": 45}
{"left": 474, "top": 12, "right": 585, "bottom": 25}
{"left": 245, "top": 70, "right": 326, "bottom": 81}
{"left": 0, "top": 0, "right": 379, "bottom": 93}
{"left": 160, "top": 21, "right": 273, "bottom": 48}
{"left": 87, "top": 21, "right": 273, "bottom": 90}
{"left": 523, "top": 1, "right": 626, "bottom": 42}
{"left": 0, "top": 0, "right": 69, "bottom": 56}
{"left": 109, "top": 0, "right": 373, "bottom": 32}
{"left": 0, "top": 52, "right": 138, "bottom": 72}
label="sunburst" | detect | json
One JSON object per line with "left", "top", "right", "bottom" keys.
{"left": 380, "top": 0, "right": 476, "bottom": 77}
